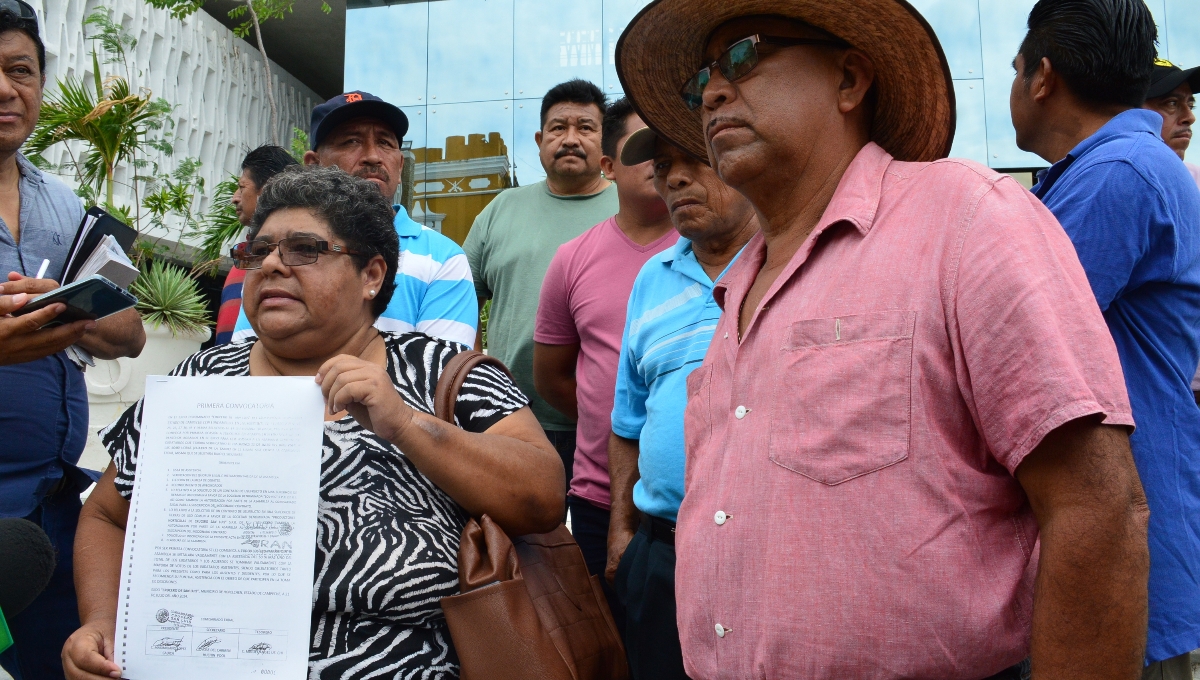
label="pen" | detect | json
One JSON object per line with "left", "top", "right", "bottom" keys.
{"left": 34, "top": 258, "right": 49, "bottom": 279}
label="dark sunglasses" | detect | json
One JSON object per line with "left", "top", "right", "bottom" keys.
{"left": 0, "top": 0, "right": 38, "bottom": 31}
{"left": 680, "top": 34, "right": 849, "bottom": 110}
{"left": 230, "top": 236, "right": 364, "bottom": 270}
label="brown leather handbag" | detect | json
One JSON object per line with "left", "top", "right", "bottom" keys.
{"left": 434, "top": 350, "right": 629, "bottom": 680}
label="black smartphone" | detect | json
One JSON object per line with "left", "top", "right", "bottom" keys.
{"left": 11, "top": 275, "right": 138, "bottom": 327}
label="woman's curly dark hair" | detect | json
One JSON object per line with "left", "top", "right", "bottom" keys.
{"left": 250, "top": 165, "right": 399, "bottom": 317}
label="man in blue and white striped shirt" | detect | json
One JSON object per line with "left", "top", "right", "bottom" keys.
{"left": 231, "top": 91, "right": 477, "bottom": 347}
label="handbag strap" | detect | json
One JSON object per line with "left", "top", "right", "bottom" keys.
{"left": 433, "top": 350, "right": 515, "bottom": 424}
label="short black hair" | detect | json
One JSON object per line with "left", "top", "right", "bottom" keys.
{"left": 602, "top": 97, "right": 638, "bottom": 160}
{"left": 1019, "top": 0, "right": 1157, "bottom": 108}
{"left": 540, "top": 79, "right": 606, "bottom": 129}
{"left": 241, "top": 145, "right": 299, "bottom": 190}
{"left": 251, "top": 166, "right": 399, "bottom": 317}
{"left": 0, "top": 10, "right": 43, "bottom": 77}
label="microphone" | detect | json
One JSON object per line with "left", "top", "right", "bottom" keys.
{"left": 0, "top": 518, "right": 56, "bottom": 618}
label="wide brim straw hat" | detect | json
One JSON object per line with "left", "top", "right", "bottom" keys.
{"left": 615, "top": 0, "right": 956, "bottom": 164}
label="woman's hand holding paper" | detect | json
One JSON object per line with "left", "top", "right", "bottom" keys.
{"left": 316, "top": 353, "right": 416, "bottom": 443}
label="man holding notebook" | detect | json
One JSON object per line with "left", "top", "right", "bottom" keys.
{"left": 0, "top": 4, "right": 145, "bottom": 680}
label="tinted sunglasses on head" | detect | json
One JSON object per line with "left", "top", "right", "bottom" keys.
{"left": 680, "top": 34, "right": 848, "bottom": 110}
{"left": 230, "top": 236, "right": 364, "bottom": 270}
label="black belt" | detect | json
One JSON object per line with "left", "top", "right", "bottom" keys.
{"left": 981, "top": 659, "right": 1030, "bottom": 680}
{"left": 640, "top": 512, "right": 675, "bottom": 546}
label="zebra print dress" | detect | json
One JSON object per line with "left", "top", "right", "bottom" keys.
{"left": 100, "top": 332, "right": 529, "bottom": 679}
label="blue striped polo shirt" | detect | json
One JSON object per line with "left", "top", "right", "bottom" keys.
{"left": 611, "top": 237, "right": 742, "bottom": 522}
{"left": 232, "top": 206, "right": 478, "bottom": 347}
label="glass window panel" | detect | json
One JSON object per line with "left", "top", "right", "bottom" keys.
{"left": 400, "top": 105, "right": 428, "bottom": 215}
{"left": 422, "top": 100, "right": 515, "bottom": 243}
{"left": 344, "top": 4, "right": 428, "bottom": 107}
{"left": 1144, "top": 0, "right": 1167, "bottom": 46}
{"left": 428, "top": 0, "right": 514, "bottom": 104}
{"left": 514, "top": 0, "right": 603, "bottom": 102}
{"left": 906, "top": 0, "right": 983, "bottom": 79}
{"left": 602, "top": 0, "right": 654, "bottom": 96}
{"left": 978, "top": 0, "right": 1046, "bottom": 169}
{"left": 401, "top": 105, "right": 429, "bottom": 152}
{"left": 512, "top": 98, "right": 546, "bottom": 185}
{"left": 947, "top": 80, "right": 987, "bottom": 165}
{"left": 1165, "top": 0, "right": 1200, "bottom": 77}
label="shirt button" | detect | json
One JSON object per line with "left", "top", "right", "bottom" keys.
{"left": 735, "top": 405, "right": 748, "bottom": 419}
{"left": 715, "top": 623, "right": 727, "bottom": 638}
{"left": 714, "top": 510, "right": 727, "bottom": 525}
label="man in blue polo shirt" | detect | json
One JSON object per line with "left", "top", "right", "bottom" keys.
{"left": 231, "top": 92, "right": 477, "bottom": 347}
{"left": 605, "top": 127, "right": 756, "bottom": 680}
{"left": 1010, "top": 1, "right": 1200, "bottom": 676}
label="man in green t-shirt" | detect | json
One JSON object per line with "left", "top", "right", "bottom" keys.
{"left": 464, "top": 79, "right": 618, "bottom": 490}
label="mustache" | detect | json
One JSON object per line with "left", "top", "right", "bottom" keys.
{"left": 353, "top": 165, "right": 390, "bottom": 183}
{"left": 554, "top": 147, "right": 588, "bottom": 160}
{"left": 707, "top": 115, "right": 752, "bottom": 135}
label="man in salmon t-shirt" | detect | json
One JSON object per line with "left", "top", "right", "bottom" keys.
{"left": 533, "top": 97, "right": 677, "bottom": 626}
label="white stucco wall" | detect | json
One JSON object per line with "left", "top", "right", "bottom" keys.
{"left": 21, "top": 1, "right": 319, "bottom": 475}
{"left": 30, "top": 0, "right": 319, "bottom": 245}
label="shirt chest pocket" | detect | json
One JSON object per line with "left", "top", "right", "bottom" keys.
{"left": 768, "top": 311, "right": 915, "bottom": 485}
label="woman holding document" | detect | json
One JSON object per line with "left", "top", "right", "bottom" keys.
{"left": 63, "top": 166, "right": 565, "bottom": 680}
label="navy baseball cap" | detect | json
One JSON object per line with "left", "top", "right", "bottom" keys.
{"left": 309, "top": 91, "right": 410, "bottom": 150}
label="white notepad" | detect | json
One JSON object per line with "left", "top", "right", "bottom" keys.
{"left": 75, "top": 234, "right": 138, "bottom": 289}
{"left": 115, "top": 376, "right": 325, "bottom": 680}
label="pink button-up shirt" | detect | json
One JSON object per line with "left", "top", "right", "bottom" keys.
{"left": 677, "top": 143, "right": 1133, "bottom": 680}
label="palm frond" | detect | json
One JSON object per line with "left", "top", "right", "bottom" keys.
{"left": 188, "top": 175, "right": 243, "bottom": 262}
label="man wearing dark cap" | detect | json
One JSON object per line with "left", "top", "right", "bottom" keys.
{"left": 605, "top": 125, "right": 755, "bottom": 680}
{"left": 618, "top": 0, "right": 1148, "bottom": 678}
{"left": 1010, "top": 1, "right": 1200, "bottom": 676}
{"left": 230, "top": 92, "right": 477, "bottom": 348}
{"left": 1143, "top": 59, "right": 1198, "bottom": 175}
{"left": 1143, "top": 58, "right": 1200, "bottom": 432}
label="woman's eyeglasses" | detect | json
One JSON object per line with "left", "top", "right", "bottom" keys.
{"left": 680, "top": 34, "right": 848, "bottom": 111}
{"left": 230, "top": 236, "right": 364, "bottom": 270}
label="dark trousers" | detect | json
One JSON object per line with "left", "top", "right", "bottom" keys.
{"left": 0, "top": 490, "right": 83, "bottom": 680}
{"left": 984, "top": 659, "right": 1031, "bottom": 680}
{"left": 543, "top": 429, "right": 576, "bottom": 496}
{"left": 613, "top": 518, "right": 689, "bottom": 680}
{"left": 1141, "top": 652, "right": 1193, "bottom": 680}
{"left": 567, "top": 495, "right": 625, "bottom": 637}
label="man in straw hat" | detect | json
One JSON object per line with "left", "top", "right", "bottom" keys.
{"left": 1010, "top": 2, "right": 1200, "bottom": 677}
{"left": 616, "top": 1, "right": 1149, "bottom": 678}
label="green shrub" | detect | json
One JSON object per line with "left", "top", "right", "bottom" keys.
{"left": 130, "top": 259, "right": 211, "bottom": 337}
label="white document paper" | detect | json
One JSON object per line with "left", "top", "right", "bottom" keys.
{"left": 116, "top": 376, "right": 325, "bottom": 680}
{"left": 76, "top": 234, "right": 138, "bottom": 289}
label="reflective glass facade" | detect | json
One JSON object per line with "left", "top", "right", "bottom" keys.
{"left": 345, "top": 0, "right": 1199, "bottom": 242}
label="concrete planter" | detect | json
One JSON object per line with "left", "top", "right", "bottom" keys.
{"left": 79, "top": 322, "right": 211, "bottom": 471}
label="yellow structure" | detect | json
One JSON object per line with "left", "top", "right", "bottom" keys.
{"left": 411, "top": 132, "right": 512, "bottom": 244}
